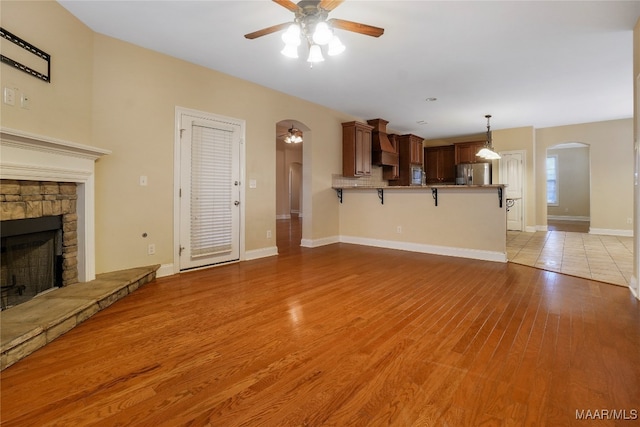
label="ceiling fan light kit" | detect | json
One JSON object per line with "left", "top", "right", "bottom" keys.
{"left": 283, "top": 126, "right": 303, "bottom": 143}
{"left": 245, "top": 0, "right": 383, "bottom": 66}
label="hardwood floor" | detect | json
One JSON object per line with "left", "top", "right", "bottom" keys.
{"left": 547, "top": 219, "right": 590, "bottom": 233}
{"left": 2, "top": 229, "right": 639, "bottom": 425}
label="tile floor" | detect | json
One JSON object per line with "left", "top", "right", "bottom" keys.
{"left": 507, "top": 230, "right": 633, "bottom": 287}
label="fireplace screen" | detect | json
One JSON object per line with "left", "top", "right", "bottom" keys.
{"left": 1, "top": 216, "right": 63, "bottom": 309}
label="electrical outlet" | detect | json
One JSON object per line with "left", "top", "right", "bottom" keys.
{"left": 396, "top": 226, "right": 402, "bottom": 234}
{"left": 139, "top": 175, "right": 148, "bottom": 186}
{"left": 3, "top": 87, "right": 15, "bottom": 105}
{"left": 627, "top": 218, "right": 633, "bottom": 225}
{"left": 148, "top": 244, "right": 156, "bottom": 255}
{"left": 266, "top": 230, "right": 272, "bottom": 239}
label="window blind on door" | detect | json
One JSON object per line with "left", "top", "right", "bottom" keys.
{"left": 190, "top": 123, "right": 233, "bottom": 257}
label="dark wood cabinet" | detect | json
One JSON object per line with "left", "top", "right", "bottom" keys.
{"left": 382, "top": 133, "right": 400, "bottom": 180}
{"left": 424, "top": 145, "right": 455, "bottom": 184}
{"left": 342, "top": 121, "right": 373, "bottom": 177}
{"left": 454, "top": 140, "right": 489, "bottom": 164}
{"left": 389, "top": 134, "right": 424, "bottom": 186}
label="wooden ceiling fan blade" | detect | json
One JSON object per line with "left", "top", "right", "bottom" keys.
{"left": 244, "top": 22, "right": 290, "bottom": 39}
{"left": 329, "top": 18, "right": 384, "bottom": 37}
{"left": 319, "top": 0, "right": 344, "bottom": 11}
{"left": 272, "top": 0, "right": 301, "bottom": 13}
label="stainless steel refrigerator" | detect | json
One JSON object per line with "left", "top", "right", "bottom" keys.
{"left": 455, "top": 163, "right": 492, "bottom": 185}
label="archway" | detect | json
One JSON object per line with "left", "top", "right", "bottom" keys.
{"left": 275, "top": 119, "right": 307, "bottom": 253}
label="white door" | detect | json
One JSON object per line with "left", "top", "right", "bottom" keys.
{"left": 499, "top": 151, "right": 525, "bottom": 231}
{"left": 179, "top": 113, "right": 241, "bottom": 270}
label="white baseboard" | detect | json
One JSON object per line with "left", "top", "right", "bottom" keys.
{"left": 300, "top": 235, "right": 340, "bottom": 248}
{"left": 339, "top": 235, "right": 507, "bottom": 263}
{"left": 630, "top": 276, "right": 639, "bottom": 300}
{"left": 547, "top": 215, "right": 590, "bottom": 221}
{"left": 291, "top": 209, "right": 300, "bottom": 214}
{"left": 276, "top": 214, "right": 291, "bottom": 220}
{"left": 156, "top": 263, "right": 175, "bottom": 278}
{"left": 244, "top": 246, "right": 279, "bottom": 260}
{"left": 525, "top": 226, "right": 537, "bottom": 233}
{"left": 536, "top": 225, "right": 548, "bottom": 232}
{"left": 589, "top": 228, "right": 633, "bottom": 237}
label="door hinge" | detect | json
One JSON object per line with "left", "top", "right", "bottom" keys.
{"left": 179, "top": 128, "right": 186, "bottom": 138}
{"left": 179, "top": 188, "right": 182, "bottom": 197}
{"left": 179, "top": 246, "right": 184, "bottom": 256}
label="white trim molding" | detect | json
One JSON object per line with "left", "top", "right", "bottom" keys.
{"left": 245, "top": 246, "right": 278, "bottom": 260}
{"left": 589, "top": 228, "right": 633, "bottom": 237}
{"left": 0, "top": 127, "right": 111, "bottom": 282}
{"left": 339, "top": 235, "right": 507, "bottom": 263}
{"left": 301, "top": 235, "right": 340, "bottom": 248}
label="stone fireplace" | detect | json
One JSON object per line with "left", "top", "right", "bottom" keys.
{"left": 0, "top": 128, "right": 110, "bottom": 308}
{"left": 1, "top": 180, "right": 79, "bottom": 308}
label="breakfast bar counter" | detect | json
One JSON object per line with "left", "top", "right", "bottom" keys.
{"left": 334, "top": 184, "right": 508, "bottom": 262}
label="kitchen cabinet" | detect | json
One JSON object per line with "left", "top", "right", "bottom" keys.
{"left": 389, "top": 134, "right": 424, "bottom": 186}
{"left": 454, "top": 140, "right": 489, "bottom": 164}
{"left": 382, "top": 134, "right": 400, "bottom": 180}
{"left": 424, "top": 145, "right": 455, "bottom": 184}
{"left": 397, "top": 134, "right": 424, "bottom": 165}
{"left": 342, "top": 121, "right": 373, "bottom": 177}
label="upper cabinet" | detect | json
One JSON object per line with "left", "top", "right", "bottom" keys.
{"left": 454, "top": 141, "right": 489, "bottom": 164}
{"left": 399, "top": 134, "right": 424, "bottom": 165}
{"left": 424, "top": 145, "right": 455, "bottom": 184}
{"left": 342, "top": 121, "right": 373, "bottom": 177}
{"left": 389, "top": 134, "right": 424, "bottom": 186}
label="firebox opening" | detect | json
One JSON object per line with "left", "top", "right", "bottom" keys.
{"left": 1, "top": 215, "right": 64, "bottom": 309}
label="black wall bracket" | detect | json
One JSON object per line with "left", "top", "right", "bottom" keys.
{"left": 336, "top": 188, "right": 343, "bottom": 204}
{"left": 498, "top": 187, "right": 503, "bottom": 208}
{"left": 377, "top": 188, "right": 384, "bottom": 205}
{"left": 0, "top": 27, "right": 50, "bottom": 82}
{"left": 432, "top": 188, "right": 438, "bottom": 207}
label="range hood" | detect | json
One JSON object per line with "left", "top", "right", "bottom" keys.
{"left": 367, "top": 119, "right": 398, "bottom": 166}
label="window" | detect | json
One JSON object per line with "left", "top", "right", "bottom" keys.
{"left": 546, "top": 155, "right": 558, "bottom": 205}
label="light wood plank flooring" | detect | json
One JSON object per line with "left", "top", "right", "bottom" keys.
{"left": 2, "top": 223, "right": 639, "bottom": 425}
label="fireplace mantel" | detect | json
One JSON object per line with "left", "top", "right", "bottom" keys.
{"left": 1, "top": 127, "right": 111, "bottom": 282}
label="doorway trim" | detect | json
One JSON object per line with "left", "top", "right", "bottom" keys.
{"left": 172, "top": 106, "right": 246, "bottom": 274}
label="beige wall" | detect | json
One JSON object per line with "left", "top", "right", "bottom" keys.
{"left": 633, "top": 18, "right": 640, "bottom": 297}
{"left": 536, "top": 119, "right": 633, "bottom": 233}
{"left": 0, "top": 0, "right": 93, "bottom": 144}
{"left": 546, "top": 146, "right": 590, "bottom": 219}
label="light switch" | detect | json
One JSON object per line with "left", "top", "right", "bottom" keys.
{"left": 249, "top": 179, "right": 257, "bottom": 189}
{"left": 139, "top": 175, "right": 148, "bottom": 186}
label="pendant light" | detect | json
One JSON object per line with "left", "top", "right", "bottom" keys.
{"left": 476, "top": 115, "right": 501, "bottom": 160}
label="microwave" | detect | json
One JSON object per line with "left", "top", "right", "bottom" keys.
{"left": 411, "top": 166, "right": 424, "bottom": 186}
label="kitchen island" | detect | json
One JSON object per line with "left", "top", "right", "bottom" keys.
{"left": 334, "top": 184, "right": 507, "bottom": 262}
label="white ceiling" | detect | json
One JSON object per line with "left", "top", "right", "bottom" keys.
{"left": 57, "top": 0, "right": 640, "bottom": 139}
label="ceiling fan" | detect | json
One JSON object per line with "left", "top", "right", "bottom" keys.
{"left": 279, "top": 125, "right": 304, "bottom": 143}
{"left": 245, "top": 0, "right": 384, "bottom": 63}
